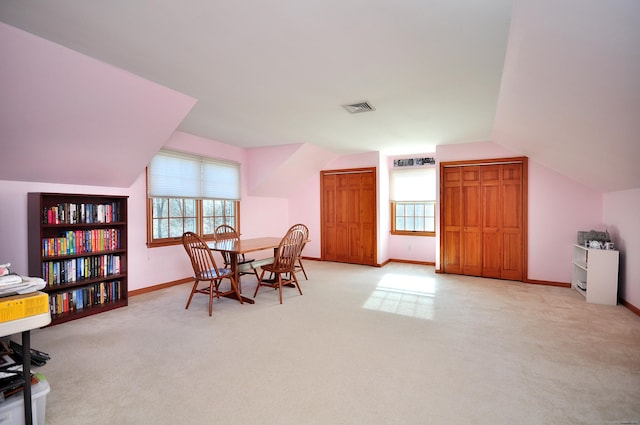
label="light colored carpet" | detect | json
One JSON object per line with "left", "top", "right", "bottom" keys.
{"left": 27, "top": 261, "right": 640, "bottom": 424}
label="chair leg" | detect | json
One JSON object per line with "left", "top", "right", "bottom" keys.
{"left": 254, "top": 270, "right": 266, "bottom": 297}
{"left": 298, "top": 258, "right": 308, "bottom": 280}
{"left": 253, "top": 268, "right": 260, "bottom": 282}
{"left": 277, "top": 273, "right": 283, "bottom": 304}
{"left": 185, "top": 279, "right": 199, "bottom": 310}
{"left": 291, "top": 272, "right": 303, "bottom": 295}
{"left": 209, "top": 280, "right": 214, "bottom": 317}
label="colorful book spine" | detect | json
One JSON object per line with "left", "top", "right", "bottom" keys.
{"left": 42, "top": 228, "right": 121, "bottom": 257}
{"left": 41, "top": 202, "right": 121, "bottom": 224}
{"left": 48, "top": 279, "right": 121, "bottom": 316}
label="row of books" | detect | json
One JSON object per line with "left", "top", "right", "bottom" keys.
{"left": 49, "top": 280, "right": 123, "bottom": 316}
{"left": 42, "top": 229, "right": 121, "bottom": 257}
{"left": 42, "top": 202, "right": 122, "bottom": 224}
{"left": 42, "top": 254, "right": 122, "bottom": 286}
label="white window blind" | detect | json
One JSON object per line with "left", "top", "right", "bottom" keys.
{"left": 390, "top": 167, "right": 436, "bottom": 201}
{"left": 148, "top": 149, "right": 240, "bottom": 200}
{"left": 201, "top": 158, "right": 240, "bottom": 199}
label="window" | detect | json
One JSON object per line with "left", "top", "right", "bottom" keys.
{"left": 390, "top": 167, "right": 436, "bottom": 236}
{"left": 147, "top": 149, "right": 241, "bottom": 246}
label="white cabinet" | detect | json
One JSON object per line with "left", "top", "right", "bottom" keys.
{"left": 571, "top": 244, "right": 619, "bottom": 305}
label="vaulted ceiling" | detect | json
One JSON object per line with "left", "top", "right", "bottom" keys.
{"left": 1, "top": 0, "right": 638, "bottom": 192}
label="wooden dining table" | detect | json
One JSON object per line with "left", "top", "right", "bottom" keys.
{"left": 207, "top": 236, "right": 282, "bottom": 304}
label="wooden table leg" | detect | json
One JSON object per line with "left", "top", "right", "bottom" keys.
{"left": 223, "top": 252, "right": 255, "bottom": 304}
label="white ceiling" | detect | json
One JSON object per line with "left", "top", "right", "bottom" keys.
{"left": 1, "top": 0, "right": 639, "bottom": 192}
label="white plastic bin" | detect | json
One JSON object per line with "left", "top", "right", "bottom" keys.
{"left": 0, "top": 378, "right": 50, "bottom": 425}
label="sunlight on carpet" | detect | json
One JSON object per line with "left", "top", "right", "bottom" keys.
{"left": 362, "top": 273, "right": 436, "bottom": 319}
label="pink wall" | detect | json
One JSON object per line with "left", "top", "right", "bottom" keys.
{"left": 604, "top": 189, "right": 640, "bottom": 308}
{"left": 288, "top": 172, "right": 322, "bottom": 259}
{"left": 246, "top": 143, "right": 337, "bottom": 199}
{"left": 246, "top": 144, "right": 301, "bottom": 195}
{"left": 379, "top": 156, "right": 390, "bottom": 262}
{"left": 387, "top": 235, "right": 436, "bottom": 263}
{"left": 528, "top": 161, "right": 602, "bottom": 282}
{"left": 244, "top": 143, "right": 338, "bottom": 259}
{"left": 325, "top": 152, "right": 379, "bottom": 170}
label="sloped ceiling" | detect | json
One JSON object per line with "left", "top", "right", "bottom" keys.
{"left": 493, "top": 0, "right": 640, "bottom": 192}
{"left": 246, "top": 144, "right": 338, "bottom": 198}
{"left": 0, "top": 0, "right": 638, "bottom": 192}
{"left": 0, "top": 23, "right": 196, "bottom": 187}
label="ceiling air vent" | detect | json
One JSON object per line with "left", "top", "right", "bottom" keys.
{"left": 342, "top": 101, "right": 375, "bottom": 114}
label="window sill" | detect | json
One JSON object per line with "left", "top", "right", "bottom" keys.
{"left": 147, "top": 235, "right": 215, "bottom": 248}
{"left": 391, "top": 231, "right": 435, "bottom": 237}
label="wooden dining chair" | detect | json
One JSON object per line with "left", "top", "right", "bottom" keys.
{"left": 182, "top": 231, "right": 242, "bottom": 316}
{"left": 253, "top": 228, "right": 305, "bottom": 304}
{"left": 288, "top": 223, "right": 309, "bottom": 280}
{"left": 214, "top": 224, "right": 258, "bottom": 289}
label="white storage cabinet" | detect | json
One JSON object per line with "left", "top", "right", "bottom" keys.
{"left": 571, "top": 244, "right": 619, "bottom": 305}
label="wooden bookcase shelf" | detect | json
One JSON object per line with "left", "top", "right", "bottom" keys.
{"left": 27, "top": 193, "right": 129, "bottom": 326}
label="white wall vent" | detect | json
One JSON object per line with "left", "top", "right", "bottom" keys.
{"left": 393, "top": 157, "right": 435, "bottom": 167}
{"left": 342, "top": 101, "right": 375, "bottom": 113}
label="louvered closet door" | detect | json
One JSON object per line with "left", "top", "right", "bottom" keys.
{"left": 321, "top": 168, "right": 377, "bottom": 266}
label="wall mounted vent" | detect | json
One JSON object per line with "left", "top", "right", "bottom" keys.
{"left": 342, "top": 101, "right": 375, "bottom": 113}
{"left": 393, "top": 157, "right": 435, "bottom": 167}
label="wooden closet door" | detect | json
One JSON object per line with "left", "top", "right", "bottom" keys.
{"left": 461, "top": 167, "right": 482, "bottom": 276}
{"left": 481, "top": 165, "right": 503, "bottom": 278}
{"left": 500, "top": 163, "right": 523, "bottom": 280}
{"left": 482, "top": 163, "right": 524, "bottom": 280}
{"left": 441, "top": 158, "right": 526, "bottom": 281}
{"left": 347, "top": 171, "right": 376, "bottom": 265}
{"left": 321, "top": 173, "right": 348, "bottom": 262}
{"left": 321, "top": 168, "right": 376, "bottom": 266}
{"left": 442, "top": 167, "right": 462, "bottom": 273}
